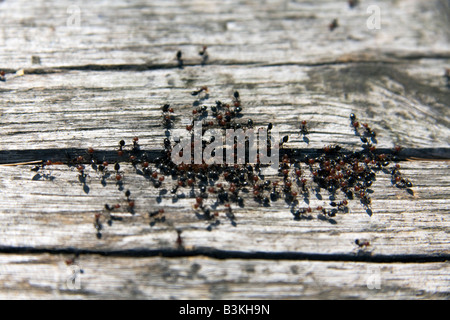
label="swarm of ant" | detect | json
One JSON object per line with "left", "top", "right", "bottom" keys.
{"left": 31, "top": 88, "right": 413, "bottom": 240}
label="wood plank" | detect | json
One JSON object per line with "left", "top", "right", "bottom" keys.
{"left": 0, "top": 254, "right": 448, "bottom": 299}
{"left": 0, "top": 0, "right": 449, "bottom": 300}
{"left": 0, "top": 161, "right": 448, "bottom": 257}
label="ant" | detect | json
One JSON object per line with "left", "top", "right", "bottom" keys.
{"left": 280, "top": 135, "right": 289, "bottom": 147}
{"left": 395, "top": 178, "right": 413, "bottom": 189}
{"left": 65, "top": 256, "right": 77, "bottom": 266}
{"left": 232, "top": 90, "right": 241, "bottom": 109}
{"left": 191, "top": 86, "right": 208, "bottom": 96}
{"left": 361, "top": 123, "right": 376, "bottom": 139}
{"left": 329, "top": 19, "right": 338, "bottom": 31}
{"left": 348, "top": 0, "right": 359, "bottom": 8}
{"left": 359, "top": 192, "right": 371, "bottom": 207}
{"left": 330, "top": 199, "right": 348, "bottom": 211}
{"left": 94, "top": 213, "right": 102, "bottom": 232}
{"left": 444, "top": 68, "right": 450, "bottom": 88}
{"left": 162, "top": 113, "right": 174, "bottom": 129}
{"left": 132, "top": 136, "right": 140, "bottom": 153}
{"left": 117, "top": 140, "right": 126, "bottom": 156}
{"left": 293, "top": 207, "right": 312, "bottom": 219}
{"left": 149, "top": 209, "right": 165, "bottom": 225}
{"left": 162, "top": 104, "right": 174, "bottom": 113}
{"left": 176, "top": 229, "right": 183, "bottom": 249}
{"left": 199, "top": 45, "right": 208, "bottom": 66}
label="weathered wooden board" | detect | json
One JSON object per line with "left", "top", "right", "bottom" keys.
{"left": 0, "top": 254, "right": 448, "bottom": 299}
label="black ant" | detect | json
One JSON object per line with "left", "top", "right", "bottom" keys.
{"left": 355, "top": 239, "right": 370, "bottom": 248}
{"left": 131, "top": 137, "right": 140, "bottom": 153}
{"left": 161, "top": 104, "right": 175, "bottom": 129}
{"left": 94, "top": 213, "right": 102, "bottom": 232}
{"left": 348, "top": 0, "right": 359, "bottom": 8}
{"left": 162, "top": 114, "right": 173, "bottom": 129}
{"left": 300, "top": 120, "right": 309, "bottom": 135}
{"left": 361, "top": 123, "right": 376, "bottom": 139}
{"left": 293, "top": 207, "right": 312, "bottom": 219}
{"left": 350, "top": 113, "right": 360, "bottom": 132}
{"left": 444, "top": 68, "right": 450, "bottom": 88}
{"left": 162, "top": 104, "right": 174, "bottom": 113}
{"left": 330, "top": 199, "right": 348, "bottom": 211}
{"left": 232, "top": 90, "right": 241, "bottom": 109}
{"left": 176, "top": 229, "right": 183, "bottom": 249}
{"left": 224, "top": 204, "right": 236, "bottom": 221}
{"left": 395, "top": 178, "right": 413, "bottom": 189}
{"left": 163, "top": 137, "right": 171, "bottom": 151}
{"left": 280, "top": 135, "right": 289, "bottom": 147}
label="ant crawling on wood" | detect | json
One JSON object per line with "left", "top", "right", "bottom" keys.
{"left": 176, "top": 50, "right": 183, "bottom": 69}
{"left": 176, "top": 229, "right": 184, "bottom": 249}
{"left": 149, "top": 209, "right": 165, "bottom": 225}
{"left": 348, "top": 0, "right": 359, "bottom": 8}
{"left": 329, "top": 19, "right": 338, "bottom": 31}
{"left": 56, "top": 89, "right": 417, "bottom": 239}
{"left": 300, "top": 120, "right": 309, "bottom": 136}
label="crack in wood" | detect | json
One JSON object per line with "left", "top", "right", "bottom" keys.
{"left": 0, "top": 246, "right": 448, "bottom": 263}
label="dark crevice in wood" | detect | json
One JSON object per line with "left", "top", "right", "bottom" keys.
{"left": 0, "top": 148, "right": 449, "bottom": 165}
{"left": 0, "top": 246, "right": 448, "bottom": 263}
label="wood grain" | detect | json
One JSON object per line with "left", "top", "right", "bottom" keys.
{"left": 0, "top": 161, "right": 448, "bottom": 258}
{"left": 0, "top": 0, "right": 449, "bottom": 69}
{"left": 1, "top": 62, "right": 449, "bottom": 157}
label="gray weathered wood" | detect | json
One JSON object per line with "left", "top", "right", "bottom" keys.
{"left": 0, "top": 0, "right": 449, "bottom": 299}
{"left": 0, "top": 254, "right": 448, "bottom": 299}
